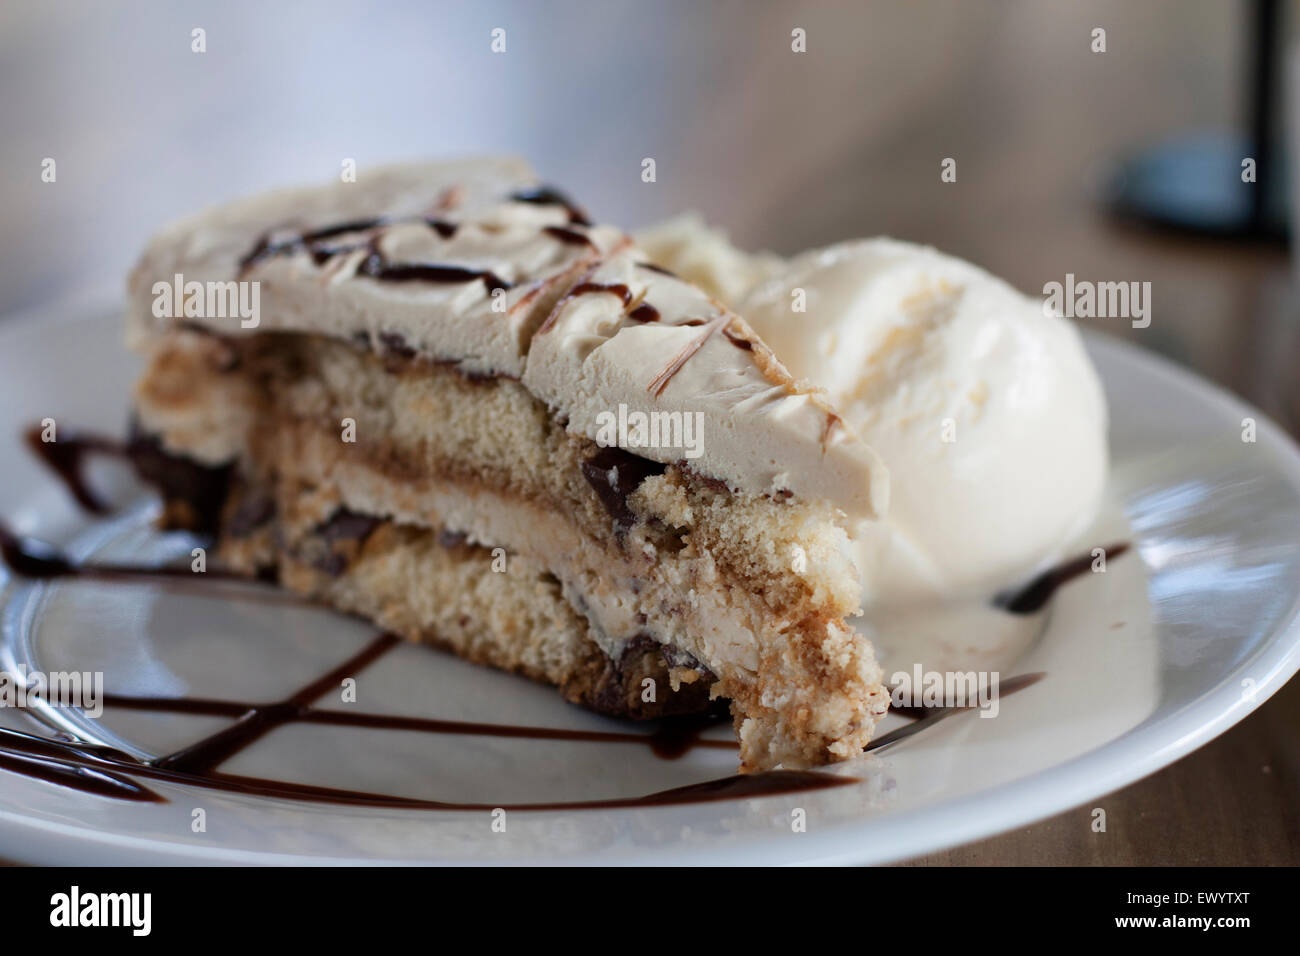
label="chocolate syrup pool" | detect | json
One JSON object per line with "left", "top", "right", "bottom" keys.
{"left": 0, "top": 427, "right": 1113, "bottom": 810}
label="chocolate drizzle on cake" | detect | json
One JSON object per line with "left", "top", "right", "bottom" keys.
{"left": 534, "top": 280, "right": 641, "bottom": 339}
{"left": 722, "top": 326, "right": 754, "bottom": 351}
{"left": 354, "top": 253, "right": 512, "bottom": 294}
{"left": 509, "top": 185, "right": 592, "bottom": 226}
{"left": 427, "top": 219, "right": 459, "bottom": 239}
{"left": 300, "top": 217, "right": 390, "bottom": 245}
{"left": 243, "top": 215, "right": 462, "bottom": 272}
{"left": 569, "top": 281, "right": 634, "bottom": 307}
{"left": 237, "top": 190, "right": 599, "bottom": 292}
{"left": 543, "top": 225, "right": 595, "bottom": 247}
{"left": 638, "top": 262, "right": 679, "bottom": 278}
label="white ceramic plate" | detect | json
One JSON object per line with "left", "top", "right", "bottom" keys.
{"left": 1, "top": 292, "right": 1298, "bottom": 865}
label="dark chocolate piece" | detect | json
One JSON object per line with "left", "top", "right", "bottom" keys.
{"left": 586, "top": 635, "right": 722, "bottom": 723}
{"left": 436, "top": 529, "right": 469, "bottom": 549}
{"left": 580, "top": 447, "right": 668, "bottom": 529}
{"left": 309, "top": 509, "right": 382, "bottom": 576}
{"left": 377, "top": 332, "right": 417, "bottom": 358}
{"left": 226, "top": 492, "right": 276, "bottom": 538}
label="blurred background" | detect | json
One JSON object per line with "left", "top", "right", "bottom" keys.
{"left": 0, "top": 0, "right": 1296, "bottom": 863}
{"left": 1, "top": 0, "right": 1296, "bottom": 428}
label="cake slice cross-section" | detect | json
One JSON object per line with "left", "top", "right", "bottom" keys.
{"left": 125, "top": 158, "right": 891, "bottom": 771}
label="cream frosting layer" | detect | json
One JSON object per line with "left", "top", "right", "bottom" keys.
{"left": 523, "top": 245, "right": 887, "bottom": 520}
{"left": 127, "top": 158, "right": 885, "bottom": 520}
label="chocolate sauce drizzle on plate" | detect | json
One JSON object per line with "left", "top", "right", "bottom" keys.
{"left": 868, "top": 673, "right": 1047, "bottom": 752}
{"left": 0, "top": 720, "right": 845, "bottom": 811}
{"left": 0, "top": 728, "right": 165, "bottom": 804}
{"left": 22, "top": 426, "right": 123, "bottom": 513}
{"left": 994, "top": 543, "right": 1132, "bottom": 614}
{"left": 0, "top": 426, "right": 1125, "bottom": 811}
{"left": 0, "top": 611, "right": 762, "bottom": 810}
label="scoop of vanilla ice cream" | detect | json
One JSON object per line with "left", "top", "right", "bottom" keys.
{"left": 738, "top": 239, "right": 1108, "bottom": 599}
{"left": 636, "top": 219, "right": 1109, "bottom": 602}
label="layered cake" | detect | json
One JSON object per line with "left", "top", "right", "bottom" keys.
{"left": 125, "top": 158, "right": 891, "bottom": 771}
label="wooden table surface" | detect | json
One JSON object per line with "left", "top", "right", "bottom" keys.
{"left": 0, "top": 0, "right": 1296, "bottom": 865}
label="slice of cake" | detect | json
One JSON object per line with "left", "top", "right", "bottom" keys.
{"left": 124, "top": 158, "right": 891, "bottom": 770}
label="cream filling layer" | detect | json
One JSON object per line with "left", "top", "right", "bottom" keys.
{"left": 279, "top": 428, "right": 767, "bottom": 678}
